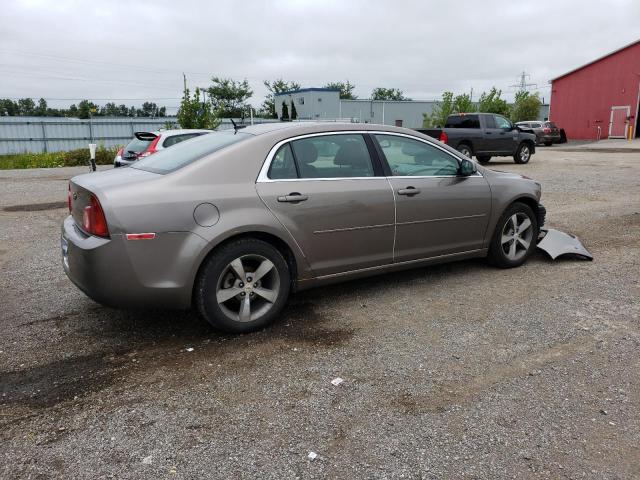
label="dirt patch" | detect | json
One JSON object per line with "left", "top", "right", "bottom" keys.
{"left": 4, "top": 201, "right": 67, "bottom": 212}
{"left": 0, "top": 352, "right": 126, "bottom": 408}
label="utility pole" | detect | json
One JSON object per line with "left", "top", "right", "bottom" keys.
{"left": 510, "top": 71, "right": 537, "bottom": 92}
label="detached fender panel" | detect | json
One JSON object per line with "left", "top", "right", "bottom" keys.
{"left": 537, "top": 228, "right": 593, "bottom": 260}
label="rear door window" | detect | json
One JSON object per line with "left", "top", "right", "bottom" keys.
{"left": 484, "top": 115, "right": 496, "bottom": 129}
{"left": 268, "top": 144, "right": 298, "bottom": 179}
{"left": 290, "top": 134, "right": 375, "bottom": 178}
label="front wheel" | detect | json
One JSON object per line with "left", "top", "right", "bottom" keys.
{"left": 195, "top": 238, "right": 291, "bottom": 333}
{"left": 514, "top": 143, "right": 532, "bottom": 164}
{"left": 487, "top": 202, "right": 538, "bottom": 268}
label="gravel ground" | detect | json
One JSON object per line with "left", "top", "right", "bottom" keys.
{"left": 1, "top": 149, "right": 639, "bottom": 479}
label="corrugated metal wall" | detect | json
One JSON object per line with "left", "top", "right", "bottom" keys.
{"left": 0, "top": 117, "right": 279, "bottom": 154}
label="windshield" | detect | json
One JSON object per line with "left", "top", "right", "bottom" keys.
{"left": 132, "top": 131, "right": 251, "bottom": 174}
{"left": 123, "top": 137, "right": 153, "bottom": 157}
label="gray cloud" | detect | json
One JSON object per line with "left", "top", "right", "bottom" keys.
{"left": 1, "top": 0, "right": 638, "bottom": 112}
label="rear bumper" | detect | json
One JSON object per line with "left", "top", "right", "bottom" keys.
{"left": 61, "top": 216, "right": 205, "bottom": 309}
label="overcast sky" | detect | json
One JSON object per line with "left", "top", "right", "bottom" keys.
{"left": 1, "top": 0, "right": 639, "bottom": 113}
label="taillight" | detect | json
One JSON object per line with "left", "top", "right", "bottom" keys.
{"left": 543, "top": 127, "right": 551, "bottom": 133}
{"left": 116, "top": 147, "right": 124, "bottom": 157}
{"left": 67, "top": 183, "right": 72, "bottom": 213}
{"left": 82, "top": 194, "right": 109, "bottom": 238}
{"left": 139, "top": 136, "right": 161, "bottom": 157}
{"left": 439, "top": 131, "right": 449, "bottom": 144}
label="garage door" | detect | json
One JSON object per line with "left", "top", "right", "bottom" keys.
{"left": 609, "top": 106, "right": 630, "bottom": 138}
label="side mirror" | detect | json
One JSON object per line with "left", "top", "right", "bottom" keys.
{"left": 459, "top": 158, "right": 477, "bottom": 176}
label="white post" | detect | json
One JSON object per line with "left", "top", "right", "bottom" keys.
{"left": 88, "top": 143, "right": 97, "bottom": 172}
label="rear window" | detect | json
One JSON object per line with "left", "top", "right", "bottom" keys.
{"left": 445, "top": 115, "right": 480, "bottom": 129}
{"left": 123, "top": 137, "right": 153, "bottom": 157}
{"left": 132, "top": 131, "right": 250, "bottom": 174}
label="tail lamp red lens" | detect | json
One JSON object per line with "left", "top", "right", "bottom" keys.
{"left": 82, "top": 194, "right": 109, "bottom": 238}
{"left": 67, "top": 183, "right": 72, "bottom": 212}
{"left": 543, "top": 127, "right": 551, "bottom": 133}
{"left": 439, "top": 131, "right": 449, "bottom": 144}
{"left": 139, "top": 135, "right": 161, "bottom": 157}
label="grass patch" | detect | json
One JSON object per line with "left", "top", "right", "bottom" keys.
{"left": 0, "top": 147, "right": 118, "bottom": 170}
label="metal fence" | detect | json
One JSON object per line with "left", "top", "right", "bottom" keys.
{"left": 0, "top": 117, "right": 279, "bottom": 155}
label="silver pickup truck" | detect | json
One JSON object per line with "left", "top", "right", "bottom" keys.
{"left": 416, "top": 113, "right": 537, "bottom": 164}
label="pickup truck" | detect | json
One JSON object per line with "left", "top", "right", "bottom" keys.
{"left": 416, "top": 113, "right": 537, "bottom": 164}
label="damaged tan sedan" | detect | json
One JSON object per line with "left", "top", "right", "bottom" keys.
{"left": 62, "top": 122, "right": 546, "bottom": 332}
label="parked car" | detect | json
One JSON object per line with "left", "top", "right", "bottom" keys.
{"left": 415, "top": 113, "right": 537, "bottom": 164}
{"left": 516, "top": 120, "right": 562, "bottom": 146}
{"left": 62, "top": 123, "right": 544, "bottom": 333}
{"left": 114, "top": 129, "right": 211, "bottom": 167}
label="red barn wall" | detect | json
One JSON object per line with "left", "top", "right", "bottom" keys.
{"left": 550, "top": 42, "right": 640, "bottom": 140}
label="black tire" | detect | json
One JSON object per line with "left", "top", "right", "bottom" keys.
{"left": 514, "top": 142, "right": 532, "bottom": 164}
{"left": 195, "top": 238, "right": 291, "bottom": 333}
{"left": 456, "top": 144, "right": 473, "bottom": 158}
{"left": 476, "top": 155, "right": 491, "bottom": 164}
{"left": 487, "top": 202, "right": 539, "bottom": 268}
{"left": 544, "top": 141, "right": 552, "bottom": 147}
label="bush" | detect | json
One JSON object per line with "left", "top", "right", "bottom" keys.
{"left": 0, "top": 146, "right": 119, "bottom": 170}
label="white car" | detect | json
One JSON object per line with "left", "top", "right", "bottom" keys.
{"left": 114, "top": 129, "right": 211, "bottom": 167}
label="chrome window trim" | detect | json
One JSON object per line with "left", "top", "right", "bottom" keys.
{"left": 256, "top": 130, "right": 483, "bottom": 183}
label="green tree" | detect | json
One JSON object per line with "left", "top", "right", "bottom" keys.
{"left": 207, "top": 77, "right": 253, "bottom": 117}
{"left": 262, "top": 79, "right": 300, "bottom": 118}
{"left": 425, "top": 91, "right": 454, "bottom": 127}
{"left": 371, "top": 87, "right": 410, "bottom": 101}
{"left": 35, "top": 98, "right": 47, "bottom": 116}
{"left": 291, "top": 101, "right": 297, "bottom": 120}
{"left": 0, "top": 99, "right": 19, "bottom": 116}
{"left": 77, "top": 100, "right": 99, "bottom": 119}
{"left": 510, "top": 91, "right": 542, "bottom": 123}
{"left": 477, "top": 87, "right": 509, "bottom": 116}
{"left": 454, "top": 93, "right": 474, "bottom": 113}
{"left": 324, "top": 81, "right": 357, "bottom": 99}
{"left": 177, "top": 77, "right": 220, "bottom": 129}
{"left": 281, "top": 101, "right": 289, "bottom": 121}
{"left": 17, "top": 98, "right": 36, "bottom": 115}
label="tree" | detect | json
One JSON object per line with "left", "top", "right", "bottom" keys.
{"left": 0, "top": 99, "right": 19, "bottom": 116}
{"left": 35, "top": 98, "right": 48, "bottom": 116}
{"left": 371, "top": 87, "right": 410, "bottom": 101}
{"left": 291, "top": 101, "right": 297, "bottom": 120}
{"left": 17, "top": 98, "right": 36, "bottom": 115}
{"left": 510, "top": 91, "right": 542, "bottom": 123}
{"left": 262, "top": 79, "right": 300, "bottom": 118}
{"left": 325, "top": 81, "right": 357, "bottom": 100}
{"left": 424, "top": 92, "right": 476, "bottom": 127}
{"left": 477, "top": 87, "right": 509, "bottom": 116}
{"left": 425, "top": 91, "right": 454, "bottom": 127}
{"left": 281, "top": 101, "right": 289, "bottom": 121}
{"left": 77, "top": 100, "right": 99, "bottom": 119}
{"left": 177, "top": 77, "right": 220, "bottom": 129}
{"left": 207, "top": 77, "right": 253, "bottom": 118}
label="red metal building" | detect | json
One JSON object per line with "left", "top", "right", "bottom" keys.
{"left": 549, "top": 39, "right": 640, "bottom": 140}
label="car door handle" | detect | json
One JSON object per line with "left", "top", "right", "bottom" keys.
{"left": 397, "top": 187, "right": 420, "bottom": 196}
{"left": 277, "top": 193, "right": 308, "bottom": 203}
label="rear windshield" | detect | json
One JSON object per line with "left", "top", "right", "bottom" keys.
{"left": 123, "top": 137, "right": 153, "bottom": 156}
{"left": 445, "top": 115, "right": 480, "bottom": 129}
{"left": 132, "top": 131, "right": 251, "bottom": 174}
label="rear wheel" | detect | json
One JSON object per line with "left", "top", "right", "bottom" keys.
{"left": 514, "top": 143, "right": 532, "bottom": 164}
{"left": 487, "top": 202, "right": 538, "bottom": 268}
{"left": 195, "top": 238, "right": 291, "bottom": 333}
{"left": 476, "top": 155, "right": 491, "bottom": 164}
{"left": 457, "top": 144, "right": 472, "bottom": 158}
{"left": 544, "top": 141, "right": 552, "bottom": 146}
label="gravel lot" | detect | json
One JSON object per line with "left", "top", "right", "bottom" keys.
{"left": 1, "top": 149, "right": 639, "bottom": 479}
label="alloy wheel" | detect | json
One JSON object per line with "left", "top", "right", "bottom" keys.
{"left": 215, "top": 254, "right": 280, "bottom": 322}
{"left": 500, "top": 213, "right": 534, "bottom": 261}
{"left": 519, "top": 145, "right": 530, "bottom": 162}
